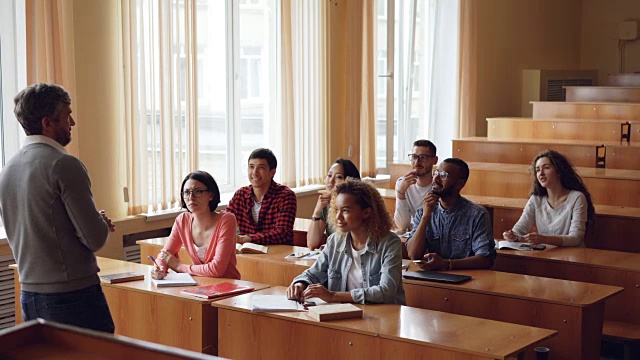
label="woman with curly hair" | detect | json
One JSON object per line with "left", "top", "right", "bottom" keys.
{"left": 503, "top": 150, "right": 595, "bottom": 247}
{"left": 287, "top": 179, "right": 405, "bottom": 305}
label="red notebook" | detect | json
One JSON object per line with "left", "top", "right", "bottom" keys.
{"left": 180, "top": 282, "right": 254, "bottom": 299}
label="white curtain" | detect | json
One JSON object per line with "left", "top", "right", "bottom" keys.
{"left": 120, "top": 0, "right": 198, "bottom": 215}
{"left": 279, "top": 0, "right": 327, "bottom": 187}
{"left": 396, "top": 0, "right": 459, "bottom": 161}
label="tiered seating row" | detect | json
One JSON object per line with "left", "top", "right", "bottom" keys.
{"left": 487, "top": 117, "right": 637, "bottom": 143}
{"left": 565, "top": 86, "right": 640, "bottom": 103}
{"left": 453, "top": 137, "right": 640, "bottom": 170}
{"left": 531, "top": 101, "right": 640, "bottom": 120}
{"left": 608, "top": 73, "right": 640, "bottom": 87}
{"left": 462, "top": 162, "right": 640, "bottom": 207}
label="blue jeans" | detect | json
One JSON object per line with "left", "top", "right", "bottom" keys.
{"left": 21, "top": 284, "right": 115, "bottom": 333}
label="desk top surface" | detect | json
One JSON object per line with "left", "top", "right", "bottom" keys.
{"left": 497, "top": 247, "right": 640, "bottom": 273}
{"left": 212, "top": 286, "right": 556, "bottom": 359}
{"left": 403, "top": 265, "right": 622, "bottom": 307}
{"left": 96, "top": 257, "right": 270, "bottom": 303}
{"left": 136, "top": 242, "right": 625, "bottom": 305}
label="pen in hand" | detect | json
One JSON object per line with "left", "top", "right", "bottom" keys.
{"left": 148, "top": 255, "right": 162, "bottom": 269}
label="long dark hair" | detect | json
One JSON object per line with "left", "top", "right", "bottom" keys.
{"left": 530, "top": 150, "right": 595, "bottom": 227}
{"left": 333, "top": 158, "right": 361, "bottom": 180}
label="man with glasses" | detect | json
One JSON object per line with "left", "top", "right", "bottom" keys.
{"left": 406, "top": 158, "right": 495, "bottom": 270}
{"left": 394, "top": 140, "right": 438, "bottom": 232}
{"left": 0, "top": 84, "right": 115, "bottom": 332}
{"left": 226, "top": 148, "right": 297, "bottom": 245}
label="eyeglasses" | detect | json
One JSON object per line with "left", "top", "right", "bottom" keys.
{"left": 181, "top": 189, "right": 209, "bottom": 199}
{"left": 432, "top": 170, "right": 449, "bottom": 180}
{"left": 408, "top": 154, "right": 435, "bottom": 163}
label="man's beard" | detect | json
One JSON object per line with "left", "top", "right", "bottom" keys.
{"left": 55, "top": 130, "right": 71, "bottom": 147}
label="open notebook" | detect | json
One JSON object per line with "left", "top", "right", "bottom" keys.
{"left": 151, "top": 272, "right": 197, "bottom": 287}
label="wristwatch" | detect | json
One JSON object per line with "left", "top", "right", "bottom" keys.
{"left": 311, "top": 216, "right": 322, "bottom": 221}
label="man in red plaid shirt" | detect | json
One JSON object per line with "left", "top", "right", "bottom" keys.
{"left": 226, "top": 148, "right": 297, "bottom": 245}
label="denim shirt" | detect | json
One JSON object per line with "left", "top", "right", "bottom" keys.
{"left": 406, "top": 196, "right": 496, "bottom": 261}
{"left": 292, "top": 231, "right": 406, "bottom": 305}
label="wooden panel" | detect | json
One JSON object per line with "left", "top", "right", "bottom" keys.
{"left": 387, "top": 162, "right": 412, "bottom": 189}
{"left": 214, "top": 287, "right": 557, "bottom": 360}
{"left": 608, "top": 73, "right": 640, "bottom": 87}
{"left": 453, "top": 140, "right": 600, "bottom": 168}
{"left": 487, "top": 118, "right": 629, "bottom": 142}
{"left": 13, "top": 268, "right": 22, "bottom": 324}
{"left": 462, "top": 169, "right": 532, "bottom": 199}
{"left": 218, "top": 310, "right": 387, "bottom": 360}
{"left": 235, "top": 256, "right": 307, "bottom": 287}
{"left": 492, "top": 208, "right": 525, "bottom": 238}
{"left": 493, "top": 250, "right": 640, "bottom": 326}
{"left": 532, "top": 101, "right": 640, "bottom": 120}
{"left": 102, "top": 286, "right": 215, "bottom": 354}
{"left": 588, "top": 216, "right": 640, "bottom": 253}
{"left": 565, "top": 86, "right": 640, "bottom": 103}
{"left": 606, "top": 144, "right": 640, "bottom": 170}
{"left": 0, "top": 321, "right": 223, "bottom": 360}
{"left": 462, "top": 165, "right": 640, "bottom": 207}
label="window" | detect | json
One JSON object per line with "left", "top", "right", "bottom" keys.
{"left": 0, "top": 0, "right": 26, "bottom": 228}
{"left": 130, "top": 0, "right": 280, "bottom": 212}
{"left": 375, "top": 0, "right": 459, "bottom": 169}
{"left": 0, "top": 0, "right": 26, "bottom": 170}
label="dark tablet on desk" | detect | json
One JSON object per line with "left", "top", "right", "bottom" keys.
{"left": 402, "top": 270, "right": 471, "bottom": 284}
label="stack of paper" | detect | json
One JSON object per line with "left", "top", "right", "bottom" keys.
{"left": 251, "top": 295, "right": 306, "bottom": 312}
{"left": 151, "top": 272, "right": 197, "bottom": 287}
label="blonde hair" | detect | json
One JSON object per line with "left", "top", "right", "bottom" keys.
{"left": 328, "top": 179, "right": 392, "bottom": 241}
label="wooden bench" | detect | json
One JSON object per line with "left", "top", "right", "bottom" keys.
{"left": 462, "top": 162, "right": 640, "bottom": 207}
{"left": 453, "top": 137, "right": 640, "bottom": 170}
{"left": 609, "top": 73, "right": 640, "bottom": 87}
{"left": 487, "top": 117, "right": 638, "bottom": 142}
{"left": 531, "top": 101, "right": 640, "bottom": 121}
{"left": 494, "top": 247, "right": 640, "bottom": 360}
{"left": 564, "top": 86, "right": 640, "bottom": 103}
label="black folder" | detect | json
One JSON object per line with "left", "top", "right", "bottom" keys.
{"left": 402, "top": 270, "right": 471, "bottom": 284}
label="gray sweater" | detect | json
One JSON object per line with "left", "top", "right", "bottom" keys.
{"left": 0, "top": 138, "right": 108, "bottom": 293}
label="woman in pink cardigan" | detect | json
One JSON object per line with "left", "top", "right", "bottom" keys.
{"left": 151, "top": 171, "right": 241, "bottom": 280}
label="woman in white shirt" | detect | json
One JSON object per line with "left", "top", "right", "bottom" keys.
{"left": 503, "top": 150, "right": 595, "bottom": 247}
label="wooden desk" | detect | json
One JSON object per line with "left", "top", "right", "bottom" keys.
{"left": 139, "top": 240, "right": 620, "bottom": 358}
{"left": 212, "top": 286, "right": 556, "bottom": 360}
{"left": 494, "top": 248, "right": 640, "bottom": 347}
{"left": 139, "top": 240, "right": 317, "bottom": 287}
{"left": 0, "top": 319, "right": 222, "bottom": 359}
{"left": 403, "top": 266, "right": 622, "bottom": 360}
{"left": 12, "top": 257, "right": 270, "bottom": 355}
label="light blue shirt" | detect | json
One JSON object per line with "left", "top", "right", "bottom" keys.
{"left": 292, "top": 231, "right": 406, "bottom": 305}
{"left": 406, "top": 196, "right": 496, "bottom": 261}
